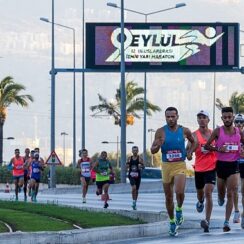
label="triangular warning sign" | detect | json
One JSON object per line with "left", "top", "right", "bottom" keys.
{"left": 45, "top": 150, "right": 62, "bottom": 165}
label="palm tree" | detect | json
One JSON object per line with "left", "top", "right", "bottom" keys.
{"left": 90, "top": 80, "right": 161, "bottom": 125}
{"left": 216, "top": 91, "right": 244, "bottom": 114}
{"left": 0, "top": 76, "right": 34, "bottom": 165}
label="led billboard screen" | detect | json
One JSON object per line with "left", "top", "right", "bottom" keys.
{"left": 86, "top": 22, "right": 239, "bottom": 72}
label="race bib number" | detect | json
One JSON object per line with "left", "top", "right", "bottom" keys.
{"left": 201, "top": 144, "right": 209, "bottom": 154}
{"left": 101, "top": 171, "right": 108, "bottom": 176}
{"left": 32, "top": 168, "right": 40, "bottom": 173}
{"left": 166, "top": 150, "right": 182, "bottom": 162}
{"left": 82, "top": 168, "right": 90, "bottom": 173}
{"left": 16, "top": 165, "right": 23, "bottom": 170}
{"left": 224, "top": 143, "right": 239, "bottom": 152}
{"left": 130, "top": 172, "right": 139, "bottom": 178}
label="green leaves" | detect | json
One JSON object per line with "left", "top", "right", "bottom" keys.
{"left": 216, "top": 91, "right": 244, "bottom": 114}
{"left": 90, "top": 79, "right": 161, "bottom": 126}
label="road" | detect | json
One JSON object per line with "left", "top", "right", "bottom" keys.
{"left": 0, "top": 190, "right": 244, "bottom": 243}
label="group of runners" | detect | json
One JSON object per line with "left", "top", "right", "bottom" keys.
{"left": 151, "top": 106, "right": 244, "bottom": 236}
{"left": 6, "top": 105, "right": 244, "bottom": 236}
{"left": 8, "top": 147, "right": 44, "bottom": 202}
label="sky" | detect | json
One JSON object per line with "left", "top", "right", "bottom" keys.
{"left": 0, "top": 0, "right": 244, "bottom": 165}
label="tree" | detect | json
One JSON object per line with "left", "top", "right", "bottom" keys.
{"left": 216, "top": 91, "right": 244, "bottom": 114}
{"left": 0, "top": 76, "right": 34, "bottom": 165}
{"left": 90, "top": 80, "right": 161, "bottom": 125}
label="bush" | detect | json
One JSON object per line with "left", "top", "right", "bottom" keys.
{"left": 0, "top": 165, "right": 124, "bottom": 185}
{"left": 0, "top": 166, "right": 13, "bottom": 183}
{"left": 0, "top": 165, "right": 81, "bottom": 185}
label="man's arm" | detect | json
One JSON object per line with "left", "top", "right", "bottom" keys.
{"left": 139, "top": 157, "right": 145, "bottom": 169}
{"left": 184, "top": 127, "right": 196, "bottom": 160}
{"left": 241, "top": 130, "right": 244, "bottom": 144}
{"left": 186, "top": 132, "right": 198, "bottom": 154}
{"left": 93, "top": 161, "right": 99, "bottom": 172}
{"left": 204, "top": 128, "right": 219, "bottom": 151}
{"left": 151, "top": 128, "right": 164, "bottom": 154}
{"left": 7, "top": 158, "right": 14, "bottom": 171}
{"left": 126, "top": 157, "right": 131, "bottom": 169}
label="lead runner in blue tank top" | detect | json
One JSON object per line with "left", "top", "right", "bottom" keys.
{"left": 151, "top": 107, "right": 195, "bottom": 236}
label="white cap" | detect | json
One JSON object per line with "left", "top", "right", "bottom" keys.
{"left": 197, "top": 110, "right": 209, "bottom": 118}
{"left": 234, "top": 114, "right": 244, "bottom": 121}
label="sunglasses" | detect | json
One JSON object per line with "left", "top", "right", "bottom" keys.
{"left": 234, "top": 120, "right": 244, "bottom": 124}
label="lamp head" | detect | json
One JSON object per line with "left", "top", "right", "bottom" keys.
{"left": 107, "top": 2, "right": 118, "bottom": 8}
{"left": 175, "top": 3, "right": 186, "bottom": 8}
{"left": 40, "top": 17, "right": 50, "bottom": 23}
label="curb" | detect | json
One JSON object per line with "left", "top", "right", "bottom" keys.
{"left": 0, "top": 220, "right": 204, "bottom": 244}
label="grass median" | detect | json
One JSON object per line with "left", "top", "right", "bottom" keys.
{"left": 0, "top": 201, "right": 144, "bottom": 233}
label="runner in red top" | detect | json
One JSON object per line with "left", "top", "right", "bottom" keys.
{"left": 9, "top": 148, "right": 25, "bottom": 201}
{"left": 189, "top": 110, "right": 217, "bottom": 232}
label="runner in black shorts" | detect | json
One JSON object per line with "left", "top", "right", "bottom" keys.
{"left": 126, "top": 146, "right": 144, "bottom": 210}
{"left": 205, "top": 107, "right": 244, "bottom": 232}
{"left": 189, "top": 110, "right": 217, "bottom": 232}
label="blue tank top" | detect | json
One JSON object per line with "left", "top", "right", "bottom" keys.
{"left": 31, "top": 161, "right": 41, "bottom": 178}
{"left": 161, "top": 125, "right": 186, "bottom": 162}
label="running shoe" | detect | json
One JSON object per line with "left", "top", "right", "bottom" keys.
{"left": 104, "top": 203, "right": 109, "bottom": 209}
{"left": 233, "top": 211, "right": 240, "bottom": 223}
{"left": 200, "top": 219, "right": 209, "bottom": 233}
{"left": 24, "top": 195, "right": 27, "bottom": 202}
{"left": 223, "top": 221, "right": 231, "bottom": 232}
{"left": 218, "top": 197, "right": 225, "bottom": 206}
{"left": 169, "top": 222, "right": 178, "bottom": 236}
{"left": 176, "top": 210, "right": 184, "bottom": 226}
{"left": 132, "top": 202, "right": 137, "bottom": 210}
{"left": 15, "top": 196, "right": 18, "bottom": 201}
{"left": 241, "top": 216, "right": 244, "bottom": 229}
{"left": 196, "top": 201, "right": 204, "bottom": 213}
{"left": 82, "top": 198, "right": 86, "bottom": 204}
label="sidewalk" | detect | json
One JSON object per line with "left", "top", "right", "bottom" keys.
{"left": 39, "top": 178, "right": 198, "bottom": 195}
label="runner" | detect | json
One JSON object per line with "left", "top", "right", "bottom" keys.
{"left": 23, "top": 148, "right": 31, "bottom": 202}
{"left": 29, "top": 152, "right": 43, "bottom": 202}
{"left": 151, "top": 107, "right": 195, "bottom": 236}
{"left": 27, "top": 150, "right": 35, "bottom": 196}
{"left": 232, "top": 114, "right": 244, "bottom": 225}
{"left": 33, "top": 147, "right": 45, "bottom": 196}
{"left": 77, "top": 148, "right": 91, "bottom": 203}
{"left": 190, "top": 110, "right": 217, "bottom": 232}
{"left": 8, "top": 149, "right": 25, "bottom": 201}
{"left": 34, "top": 147, "right": 44, "bottom": 164}
{"left": 126, "top": 146, "right": 144, "bottom": 210}
{"left": 93, "top": 151, "right": 113, "bottom": 208}
{"left": 205, "top": 107, "right": 244, "bottom": 232}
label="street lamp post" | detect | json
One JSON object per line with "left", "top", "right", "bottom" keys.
{"left": 102, "top": 137, "right": 134, "bottom": 169}
{"left": 61, "top": 132, "right": 68, "bottom": 165}
{"left": 40, "top": 17, "right": 76, "bottom": 168}
{"left": 148, "top": 129, "right": 155, "bottom": 166}
{"left": 107, "top": 1, "right": 186, "bottom": 171}
{"left": 81, "top": 0, "right": 85, "bottom": 149}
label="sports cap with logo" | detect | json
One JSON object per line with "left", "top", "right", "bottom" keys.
{"left": 197, "top": 110, "right": 209, "bottom": 118}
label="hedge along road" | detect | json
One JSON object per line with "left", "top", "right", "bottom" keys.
{"left": 0, "top": 201, "right": 143, "bottom": 233}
